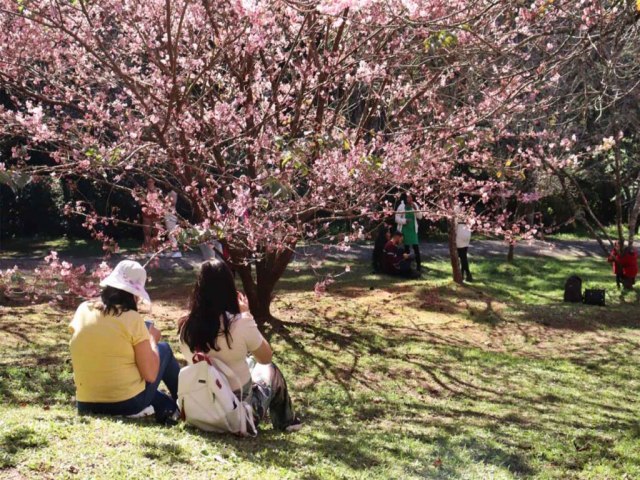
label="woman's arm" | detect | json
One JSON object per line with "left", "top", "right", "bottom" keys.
{"left": 134, "top": 327, "right": 161, "bottom": 382}
{"left": 251, "top": 339, "right": 273, "bottom": 365}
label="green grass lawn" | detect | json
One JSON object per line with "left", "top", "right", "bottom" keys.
{"left": 1, "top": 255, "right": 639, "bottom": 479}
{"left": 546, "top": 224, "right": 630, "bottom": 242}
{"left": 0, "top": 236, "right": 141, "bottom": 259}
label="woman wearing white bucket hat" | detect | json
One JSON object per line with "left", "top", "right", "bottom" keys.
{"left": 69, "top": 260, "right": 180, "bottom": 423}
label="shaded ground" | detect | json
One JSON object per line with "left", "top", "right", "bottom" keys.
{"left": 1, "top": 255, "right": 639, "bottom": 479}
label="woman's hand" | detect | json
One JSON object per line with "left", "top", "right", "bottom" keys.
{"left": 238, "top": 292, "right": 250, "bottom": 313}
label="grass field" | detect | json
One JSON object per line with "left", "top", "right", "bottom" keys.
{"left": 1, "top": 254, "right": 639, "bottom": 479}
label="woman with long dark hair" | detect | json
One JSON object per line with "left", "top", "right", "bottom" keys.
{"left": 69, "top": 260, "right": 180, "bottom": 423}
{"left": 178, "top": 259, "right": 300, "bottom": 432}
{"left": 372, "top": 222, "right": 392, "bottom": 273}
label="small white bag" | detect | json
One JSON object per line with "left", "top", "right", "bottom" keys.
{"left": 178, "top": 352, "right": 256, "bottom": 436}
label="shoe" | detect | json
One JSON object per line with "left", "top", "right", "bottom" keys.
{"left": 127, "top": 405, "right": 155, "bottom": 418}
{"left": 170, "top": 251, "right": 182, "bottom": 258}
{"left": 156, "top": 407, "right": 181, "bottom": 426}
{"left": 284, "top": 417, "right": 302, "bottom": 432}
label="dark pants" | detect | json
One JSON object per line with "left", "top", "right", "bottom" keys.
{"left": 240, "top": 360, "right": 297, "bottom": 431}
{"left": 384, "top": 258, "right": 417, "bottom": 279}
{"left": 77, "top": 342, "right": 180, "bottom": 422}
{"left": 622, "top": 276, "right": 635, "bottom": 290}
{"left": 457, "top": 247, "right": 472, "bottom": 279}
{"left": 404, "top": 244, "right": 421, "bottom": 271}
{"left": 372, "top": 246, "right": 384, "bottom": 272}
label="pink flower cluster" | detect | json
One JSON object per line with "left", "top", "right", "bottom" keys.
{"left": 0, "top": 252, "right": 112, "bottom": 306}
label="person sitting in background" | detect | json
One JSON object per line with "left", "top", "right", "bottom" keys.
{"left": 382, "top": 231, "right": 418, "bottom": 278}
{"left": 608, "top": 241, "right": 638, "bottom": 289}
{"left": 69, "top": 260, "right": 180, "bottom": 424}
{"left": 372, "top": 222, "right": 392, "bottom": 273}
{"left": 178, "top": 259, "right": 301, "bottom": 432}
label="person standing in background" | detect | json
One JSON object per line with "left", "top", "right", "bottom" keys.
{"left": 395, "top": 193, "right": 423, "bottom": 274}
{"left": 142, "top": 178, "right": 159, "bottom": 254}
{"left": 456, "top": 221, "right": 473, "bottom": 282}
{"left": 608, "top": 241, "right": 638, "bottom": 290}
{"left": 164, "top": 191, "right": 182, "bottom": 258}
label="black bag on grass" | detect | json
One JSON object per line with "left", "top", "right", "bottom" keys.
{"left": 563, "top": 275, "right": 583, "bottom": 303}
{"left": 583, "top": 289, "right": 605, "bottom": 306}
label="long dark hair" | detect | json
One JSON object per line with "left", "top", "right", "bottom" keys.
{"left": 375, "top": 223, "right": 391, "bottom": 249}
{"left": 179, "top": 259, "right": 239, "bottom": 352}
{"left": 99, "top": 286, "right": 137, "bottom": 316}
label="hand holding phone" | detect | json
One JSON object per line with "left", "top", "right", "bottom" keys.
{"left": 238, "top": 292, "right": 250, "bottom": 313}
{"left": 145, "top": 320, "right": 161, "bottom": 342}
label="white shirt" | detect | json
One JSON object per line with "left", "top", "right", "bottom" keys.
{"left": 180, "top": 312, "right": 265, "bottom": 391}
{"left": 394, "top": 200, "right": 423, "bottom": 232}
{"left": 456, "top": 223, "right": 471, "bottom": 248}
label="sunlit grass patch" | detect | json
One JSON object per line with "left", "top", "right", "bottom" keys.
{"left": 1, "top": 254, "right": 639, "bottom": 478}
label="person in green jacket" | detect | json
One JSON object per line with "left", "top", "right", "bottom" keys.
{"left": 395, "top": 192, "right": 423, "bottom": 273}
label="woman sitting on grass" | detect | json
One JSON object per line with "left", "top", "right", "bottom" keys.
{"left": 178, "top": 259, "right": 301, "bottom": 432}
{"left": 69, "top": 260, "right": 180, "bottom": 423}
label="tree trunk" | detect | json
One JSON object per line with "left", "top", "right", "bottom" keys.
{"left": 507, "top": 243, "right": 515, "bottom": 263}
{"left": 543, "top": 157, "right": 612, "bottom": 253}
{"left": 627, "top": 171, "right": 640, "bottom": 247}
{"left": 552, "top": 165, "right": 611, "bottom": 255}
{"left": 232, "top": 245, "right": 296, "bottom": 328}
{"left": 447, "top": 217, "right": 463, "bottom": 284}
{"left": 614, "top": 148, "right": 625, "bottom": 247}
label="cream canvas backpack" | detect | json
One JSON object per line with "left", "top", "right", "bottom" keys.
{"left": 178, "top": 352, "right": 256, "bottom": 436}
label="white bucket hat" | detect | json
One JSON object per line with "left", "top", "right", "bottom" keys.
{"left": 100, "top": 260, "right": 151, "bottom": 304}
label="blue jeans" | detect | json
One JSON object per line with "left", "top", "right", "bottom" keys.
{"left": 77, "top": 342, "right": 179, "bottom": 422}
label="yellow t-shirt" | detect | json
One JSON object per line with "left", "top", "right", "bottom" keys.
{"left": 69, "top": 302, "right": 150, "bottom": 403}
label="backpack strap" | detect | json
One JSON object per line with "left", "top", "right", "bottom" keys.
{"left": 210, "top": 357, "right": 257, "bottom": 437}
{"left": 210, "top": 358, "right": 240, "bottom": 393}
{"left": 192, "top": 351, "right": 212, "bottom": 365}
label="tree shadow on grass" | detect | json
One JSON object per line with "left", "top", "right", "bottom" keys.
{"left": 266, "top": 302, "right": 640, "bottom": 472}
{"left": 409, "top": 278, "right": 640, "bottom": 333}
{"left": 0, "top": 342, "right": 75, "bottom": 406}
{"left": 140, "top": 439, "right": 191, "bottom": 465}
{"left": 0, "top": 426, "right": 49, "bottom": 468}
{"left": 178, "top": 422, "right": 414, "bottom": 474}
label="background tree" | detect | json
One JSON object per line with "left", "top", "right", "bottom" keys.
{"left": 528, "top": 0, "right": 640, "bottom": 251}
{"left": 0, "top": 0, "right": 574, "bottom": 318}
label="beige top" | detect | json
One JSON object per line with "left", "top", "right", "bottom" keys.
{"left": 180, "top": 312, "right": 265, "bottom": 391}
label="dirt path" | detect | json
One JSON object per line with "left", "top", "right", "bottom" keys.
{"left": 296, "top": 238, "right": 604, "bottom": 263}
{"left": 0, "top": 239, "right": 604, "bottom": 271}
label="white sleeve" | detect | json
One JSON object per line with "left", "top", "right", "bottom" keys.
{"left": 414, "top": 202, "right": 423, "bottom": 220}
{"left": 238, "top": 312, "right": 266, "bottom": 352}
{"left": 395, "top": 203, "right": 406, "bottom": 225}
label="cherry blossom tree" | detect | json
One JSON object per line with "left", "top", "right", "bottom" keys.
{"left": 0, "top": 0, "right": 576, "bottom": 321}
